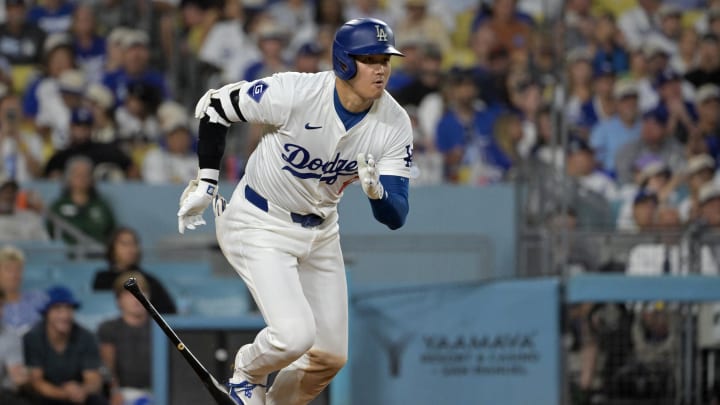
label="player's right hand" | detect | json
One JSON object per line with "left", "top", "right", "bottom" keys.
{"left": 177, "top": 178, "right": 217, "bottom": 234}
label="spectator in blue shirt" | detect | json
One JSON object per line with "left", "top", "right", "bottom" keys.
{"left": 577, "top": 62, "right": 616, "bottom": 131}
{"left": 101, "top": 30, "right": 168, "bottom": 108}
{"left": 70, "top": 4, "right": 106, "bottom": 85}
{"left": 590, "top": 79, "right": 642, "bottom": 177}
{"left": 27, "top": 0, "right": 75, "bottom": 35}
{"left": 651, "top": 69, "right": 697, "bottom": 143}
{"left": 591, "top": 13, "right": 630, "bottom": 75}
{"left": 0, "top": 245, "right": 46, "bottom": 336}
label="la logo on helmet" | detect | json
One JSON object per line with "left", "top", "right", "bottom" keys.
{"left": 375, "top": 25, "right": 388, "bottom": 42}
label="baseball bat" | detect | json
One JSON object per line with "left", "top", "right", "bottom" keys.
{"left": 123, "top": 277, "right": 236, "bottom": 405}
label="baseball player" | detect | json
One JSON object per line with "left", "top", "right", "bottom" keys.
{"left": 177, "top": 18, "right": 412, "bottom": 405}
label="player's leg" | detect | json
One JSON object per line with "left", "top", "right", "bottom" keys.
{"left": 266, "top": 228, "right": 348, "bottom": 405}
{"left": 216, "top": 212, "right": 318, "bottom": 401}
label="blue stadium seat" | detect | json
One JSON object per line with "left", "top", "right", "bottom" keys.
{"left": 46, "top": 261, "right": 105, "bottom": 295}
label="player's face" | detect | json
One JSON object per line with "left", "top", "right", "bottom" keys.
{"left": 351, "top": 54, "right": 392, "bottom": 100}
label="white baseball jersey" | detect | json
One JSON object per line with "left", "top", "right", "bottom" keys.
{"left": 227, "top": 71, "right": 413, "bottom": 218}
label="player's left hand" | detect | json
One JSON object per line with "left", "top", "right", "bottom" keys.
{"left": 357, "top": 153, "right": 385, "bottom": 200}
{"left": 177, "top": 178, "right": 217, "bottom": 234}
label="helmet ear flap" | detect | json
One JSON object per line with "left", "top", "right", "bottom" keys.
{"left": 333, "top": 49, "right": 356, "bottom": 80}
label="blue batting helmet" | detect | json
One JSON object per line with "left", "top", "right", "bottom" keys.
{"left": 332, "top": 18, "right": 404, "bottom": 81}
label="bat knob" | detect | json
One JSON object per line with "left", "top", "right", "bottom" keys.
{"left": 124, "top": 277, "right": 137, "bottom": 290}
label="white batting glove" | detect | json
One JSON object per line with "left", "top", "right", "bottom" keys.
{"left": 177, "top": 178, "right": 217, "bottom": 234}
{"left": 357, "top": 153, "right": 385, "bottom": 200}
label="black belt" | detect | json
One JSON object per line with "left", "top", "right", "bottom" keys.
{"left": 244, "top": 185, "right": 324, "bottom": 228}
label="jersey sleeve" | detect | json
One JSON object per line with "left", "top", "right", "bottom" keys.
{"left": 376, "top": 111, "right": 414, "bottom": 178}
{"left": 234, "top": 73, "right": 296, "bottom": 127}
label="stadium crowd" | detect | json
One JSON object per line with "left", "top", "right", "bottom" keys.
{"left": 0, "top": 0, "right": 719, "bottom": 404}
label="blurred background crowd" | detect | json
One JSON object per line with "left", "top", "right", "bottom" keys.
{"left": 0, "top": 0, "right": 719, "bottom": 404}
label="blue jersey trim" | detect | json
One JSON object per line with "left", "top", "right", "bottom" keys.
{"left": 334, "top": 88, "right": 370, "bottom": 131}
{"left": 368, "top": 175, "right": 409, "bottom": 230}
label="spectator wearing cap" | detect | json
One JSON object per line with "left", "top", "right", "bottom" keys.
{"left": 590, "top": 79, "right": 642, "bottom": 177}
{"left": 434, "top": 70, "right": 506, "bottom": 183}
{"left": 393, "top": 43, "right": 443, "bottom": 108}
{"left": 102, "top": 27, "right": 131, "bottom": 78}
{"left": 618, "top": 0, "right": 662, "bottom": 51}
{"left": 576, "top": 62, "right": 616, "bottom": 131}
{"left": 141, "top": 101, "right": 198, "bottom": 184}
{"left": 43, "top": 108, "right": 134, "bottom": 180}
{"left": 395, "top": 0, "right": 451, "bottom": 59}
{"left": 684, "top": 34, "right": 720, "bottom": 89}
{"left": 83, "top": 83, "right": 116, "bottom": 144}
{"left": 101, "top": 29, "right": 169, "bottom": 108}
{"left": 616, "top": 158, "right": 677, "bottom": 230}
{"left": 70, "top": 4, "right": 106, "bottom": 86}
{"left": 591, "top": 13, "right": 629, "bottom": 75}
{"left": 0, "top": 244, "right": 47, "bottom": 336}
{"left": 507, "top": 76, "right": 542, "bottom": 158}
{"left": 0, "top": 0, "right": 46, "bottom": 67}
{"left": 643, "top": 36, "right": 674, "bottom": 81}
{"left": 0, "top": 177, "right": 49, "bottom": 242}
{"left": 651, "top": 69, "right": 697, "bottom": 144}
{"left": 563, "top": 47, "right": 593, "bottom": 128}
{"left": 678, "top": 154, "right": 716, "bottom": 222}
{"left": 565, "top": 136, "right": 618, "bottom": 201}
{"left": 27, "top": 0, "right": 75, "bottom": 35}
{"left": 293, "top": 42, "right": 323, "bottom": 74}
{"left": 627, "top": 188, "right": 660, "bottom": 231}
{"left": 698, "top": 182, "right": 720, "bottom": 227}
{"left": 241, "top": 19, "right": 291, "bottom": 82}
{"left": 687, "top": 84, "right": 720, "bottom": 162}
{"left": 615, "top": 109, "right": 685, "bottom": 185}
{"left": 0, "top": 92, "right": 43, "bottom": 182}
{"left": 35, "top": 68, "right": 86, "bottom": 151}
{"left": 46, "top": 155, "right": 116, "bottom": 245}
{"left": 643, "top": 4, "right": 683, "bottom": 57}
{"left": 22, "top": 285, "right": 108, "bottom": 405}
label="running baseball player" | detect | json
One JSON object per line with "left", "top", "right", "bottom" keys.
{"left": 177, "top": 18, "right": 412, "bottom": 405}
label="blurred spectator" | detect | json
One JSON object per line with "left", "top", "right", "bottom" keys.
{"left": 314, "top": 0, "right": 345, "bottom": 30}
{"left": 474, "top": 0, "right": 532, "bottom": 56}
{"left": 670, "top": 27, "right": 699, "bottom": 75}
{"left": 0, "top": 245, "right": 47, "bottom": 336}
{"left": 565, "top": 136, "right": 618, "bottom": 201}
{"left": 0, "top": 0, "right": 46, "bottom": 69}
{"left": 615, "top": 110, "right": 685, "bottom": 185}
{"left": 627, "top": 46, "right": 660, "bottom": 113}
{"left": 627, "top": 188, "right": 660, "bottom": 231}
{"left": 617, "top": 0, "right": 662, "bottom": 51}
{"left": 686, "top": 84, "right": 720, "bottom": 160}
{"left": 47, "top": 156, "right": 116, "bottom": 245}
{"left": 113, "top": 81, "right": 162, "bottom": 148}
{"left": 563, "top": 47, "right": 593, "bottom": 128}
{"left": 0, "top": 93, "right": 43, "bottom": 182}
{"left": 385, "top": 36, "right": 424, "bottom": 94}
{"left": 27, "top": 0, "right": 76, "bottom": 35}
{"left": 198, "top": 0, "right": 259, "bottom": 85}
{"left": 83, "top": 83, "right": 117, "bottom": 144}
{"left": 102, "top": 27, "right": 131, "bottom": 78}
{"left": 395, "top": 0, "right": 452, "bottom": 58}
{"left": 0, "top": 177, "right": 49, "bottom": 242}
{"left": 577, "top": 62, "right": 616, "bottom": 131}
{"left": 653, "top": 69, "right": 697, "bottom": 144}
{"left": 242, "top": 20, "right": 290, "bottom": 81}
{"left": 293, "top": 42, "right": 323, "bottom": 74}
{"left": 562, "top": 0, "right": 593, "bottom": 50}
{"left": 141, "top": 101, "right": 197, "bottom": 184}
{"left": 590, "top": 79, "right": 641, "bottom": 177}
{"left": 617, "top": 160, "right": 679, "bottom": 231}
{"left": 393, "top": 44, "right": 443, "bottom": 108}
{"left": 101, "top": 29, "right": 169, "bottom": 108}
{"left": 344, "top": 0, "right": 394, "bottom": 26}
{"left": 684, "top": 33, "right": 720, "bottom": 89}
{"left": 23, "top": 285, "right": 107, "bottom": 405}
{"left": 698, "top": 182, "right": 720, "bottom": 227}
{"left": 92, "top": 227, "right": 176, "bottom": 314}
{"left": 91, "top": 1, "right": 140, "bottom": 37}
{"left": 508, "top": 76, "right": 542, "bottom": 157}
{"left": 644, "top": 4, "right": 683, "bottom": 57}
{"left": 644, "top": 37, "right": 674, "bottom": 82}
{"left": 694, "top": 5, "right": 720, "bottom": 37}
{"left": 591, "top": 13, "right": 629, "bottom": 75}
{"left": 35, "top": 67, "right": 86, "bottom": 152}
{"left": 489, "top": 112, "right": 523, "bottom": 178}
{"left": 0, "top": 287, "right": 31, "bottom": 405}
{"left": 268, "top": 0, "right": 316, "bottom": 58}
{"left": 98, "top": 272, "right": 152, "bottom": 405}
{"left": 529, "top": 104, "right": 563, "bottom": 169}
{"left": 678, "top": 154, "right": 716, "bottom": 222}
{"left": 434, "top": 70, "right": 504, "bottom": 183}
{"left": 44, "top": 108, "right": 135, "bottom": 180}
{"left": 70, "top": 4, "right": 106, "bottom": 85}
